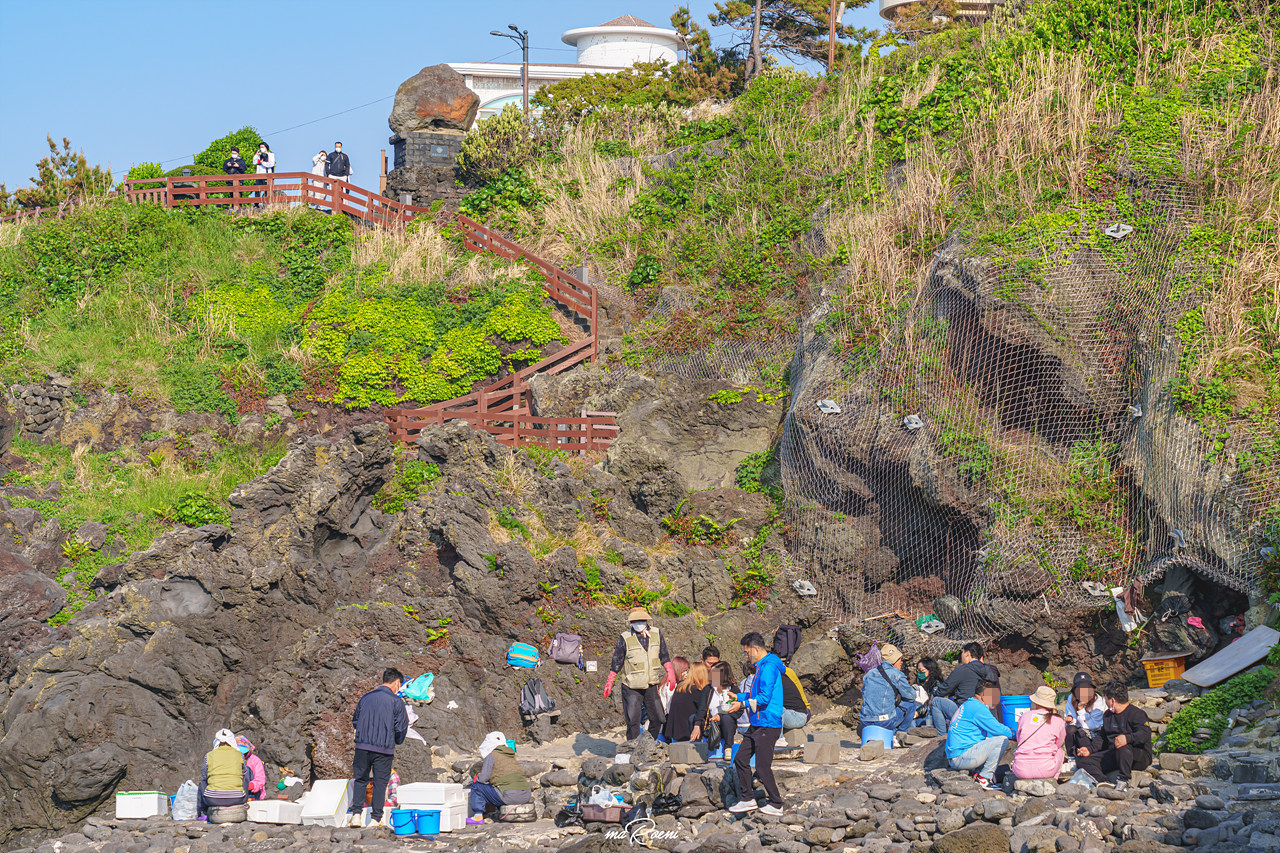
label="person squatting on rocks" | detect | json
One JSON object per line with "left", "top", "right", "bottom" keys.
{"left": 930, "top": 642, "right": 995, "bottom": 734}
{"left": 604, "top": 607, "right": 676, "bottom": 741}
{"left": 912, "top": 657, "right": 943, "bottom": 726}
{"left": 467, "top": 731, "right": 531, "bottom": 826}
{"left": 943, "top": 671, "right": 1012, "bottom": 790}
{"left": 1064, "top": 671, "right": 1106, "bottom": 759}
{"left": 347, "top": 667, "right": 408, "bottom": 828}
{"left": 235, "top": 736, "right": 267, "bottom": 801}
{"left": 198, "top": 728, "right": 252, "bottom": 818}
{"left": 1075, "top": 682, "right": 1153, "bottom": 791}
{"left": 727, "top": 632, "right": 786, "bottom": 817}
{"left": 662, "top": 661, "right": 712, "bottom": 743}
{"left": 1010, "top": 686, "right": 1066, "bottom": 784}
{"left": 859, "top": 643, "right": 918, "bottom": 747}
{"left": 777, "top": 662, "right": 812, "bottom": 747}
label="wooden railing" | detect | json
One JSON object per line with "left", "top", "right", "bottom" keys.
{"left": 384, "top": 217, "right": 613, "bottom": 453}
{"left": 112, "top": 175, "right": 615, "bottom": 453}
{"left": 123, "top": 172, "right": 435, "bottom": 228}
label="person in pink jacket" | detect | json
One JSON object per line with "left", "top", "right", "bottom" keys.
{"left": 236, "top": 736, "right": 268, "bottom": 800}
{"left": 1011, "top": 686, "right": 1066, "bottom": 780}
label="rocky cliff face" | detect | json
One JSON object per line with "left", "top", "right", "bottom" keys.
{"left": 0, "top": 379, "right": 805, "bottom": 845}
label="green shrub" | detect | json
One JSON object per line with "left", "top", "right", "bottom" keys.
{"left": 372, "top": 457, "right": 442, "bottom": 514}
{"left": 1162, "top": 666, "right": 1275, "bottom": 754}
{"left": 126, "top": 162, "right": 165, "bottom": 190}
{"left": 458, "top": 104, "right": 544, "bottom": 186}
{"left": 162, "top": 360, "right": 238, "bottom": 422}
{"left": 194, "top": 126, "right": 263, "bottom": 174}
{"left": 459, "top": 169, "right": 547, "bottom": 221}
{"left": 153, "top": 491, "right": 230, "bottom": 527}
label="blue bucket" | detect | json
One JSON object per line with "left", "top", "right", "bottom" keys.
{"left": 416, "top": 809, "right": 441, "bottom": 835}
{"left": 1001, "top": 694, "right": 1031, "bottom": 730}
{"left": 861, "top": 726, "right": 895, "bottom": 748}
{"left": 390, "top": 809, "right": 417, "bottom": 836}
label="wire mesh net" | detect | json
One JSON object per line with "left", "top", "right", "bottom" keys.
{"left": 617, "top": 148, "right": 1275, "bottom": 649}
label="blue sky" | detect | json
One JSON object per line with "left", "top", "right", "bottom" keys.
{"left": 0, "top": 0, "right": 883, "bottom": 192}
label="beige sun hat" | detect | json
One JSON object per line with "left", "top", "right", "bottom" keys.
{"left": 627, "top": 607, "right": 652, "bottom": 622}
{"left": 1030, "top": 685, "right": 1058, "bottom": 709}
{"left": 881, "top": 644, "right": 903, "bottom": 665}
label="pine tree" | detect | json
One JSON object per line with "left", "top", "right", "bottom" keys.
{"left": 0, "top": 136, "right": 114, "bottom": 214}
{"left": 709, "top": 0, "right": 878, "bottom": 79}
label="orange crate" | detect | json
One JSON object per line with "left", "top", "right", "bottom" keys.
{"left": 1141, "top": 654, "right": 1186, "bottom": 688}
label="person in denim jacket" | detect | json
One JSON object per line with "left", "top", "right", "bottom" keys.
{"left": 859, "top": 644, "right": 919, "bottom": 747}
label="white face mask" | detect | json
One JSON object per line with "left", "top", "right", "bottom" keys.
{"left": 631, "top": 621, "right": 647, "bottom": 632}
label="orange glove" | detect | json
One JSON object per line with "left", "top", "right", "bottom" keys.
{"left": 603, "top": 672, "right": 617, "bottom": 699}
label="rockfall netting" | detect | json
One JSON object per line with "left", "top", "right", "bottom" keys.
{"left": 620, "top": 149, "right": 1275, "bottom": 649}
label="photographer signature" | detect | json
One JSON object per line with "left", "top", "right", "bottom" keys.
{"left": 603, "top": 816, "right": 682, "bottom": 844}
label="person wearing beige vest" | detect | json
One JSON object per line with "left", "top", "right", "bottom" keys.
{"left": 604, "top": 607, "right": 676, "bottom": 740}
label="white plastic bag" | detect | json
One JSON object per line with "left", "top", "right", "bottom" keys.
{"left": 1068, "top": 769, "right": 1097, "bottom": 789}
{"left": 172, "top": 780, "right": 198, "bottom": 821}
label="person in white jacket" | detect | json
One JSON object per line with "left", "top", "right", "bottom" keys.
{"left": 251, "top": 142, "right": 275, "bottom": 200}
{"left": 311, "top": 150, "right": 327, "bottom": 176}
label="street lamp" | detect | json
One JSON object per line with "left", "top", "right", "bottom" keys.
{"left": 490, "top": 24, "right": 529, "bottom": 117}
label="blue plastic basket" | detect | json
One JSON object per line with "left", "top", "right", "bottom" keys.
{"left": 1001, "top": 694, "right": 1031, "bottom": 730}
{"left": 416, "top": 809, "right": 441, "bottom": 835}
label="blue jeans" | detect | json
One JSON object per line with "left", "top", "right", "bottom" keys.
{"left": 931, "top": 697, "right": 959, "bottom": 733}
{"left": 949, "top": 736, "right": 1008, "bottom": 780}
{"left": 781, "top": 708, "right": 810, "bottom": 731}
{"left": 863, "top": 701, "right": 919, "bottom": 735}
{"left": 469, "top": 782, "right": 505, "bottom": 814}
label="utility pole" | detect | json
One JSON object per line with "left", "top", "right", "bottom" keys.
{"left": 828, "top": 0, "right": 837, "bottom": 73}
{"left": 491, "top": 25, "right": 530, "bottom": 116}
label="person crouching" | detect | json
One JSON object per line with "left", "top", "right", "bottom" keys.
{"left": 467, "top": 732, "right": 531, "bottom": 826}
{"left": 198, "top": 728, "right": 251, "bottom": 818}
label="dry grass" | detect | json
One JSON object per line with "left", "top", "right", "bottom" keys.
{"left": 352, "top": 225, "right": 453, "bottom": 286}
{"left": 0, "top": 220, "right": 26, "bottom": 248}
{"left": 489, "top": 453, "right": 536, "bottom": 500}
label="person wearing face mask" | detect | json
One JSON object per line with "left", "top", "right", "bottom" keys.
{"left": 725, "top": 632, "right": 786, "bottom": 816}
{"left": 1063, "top": 672, "right": 1106, "bottom": 759}
{"left": 325, "top": 141, "right": 351, "bottom": 182}
{"left": 605, "top": 607, "right": 676, "bottom": 741}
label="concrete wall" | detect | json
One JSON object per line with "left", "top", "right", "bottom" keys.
{"left": 573, "top": 32, "right": 679, "bottom": 67}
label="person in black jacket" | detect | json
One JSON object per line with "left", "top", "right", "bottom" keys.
{"left": 929, "top": 643, "right": 995, "bottom": 734}
{"left": 347, "top": 667, "right": 408, "bottom": 827}
{"left": 662, "top": 662, "right": 713, "bottom": 742}
{"left": 326, "top": 141, "right": 352, "bottom": 182}
{"left": 1076, "top": 682, "right": 1152, "bottom": 791}
{"left": 223, "top": 147, "right": 247, "bottom": 202}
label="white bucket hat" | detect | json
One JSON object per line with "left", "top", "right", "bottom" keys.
{"left": 479, "top": 731, "right": 506, "bottom": 758}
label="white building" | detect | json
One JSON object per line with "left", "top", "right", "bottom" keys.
{"left": 448, "top": 14, "right": 683, "bottom": 123}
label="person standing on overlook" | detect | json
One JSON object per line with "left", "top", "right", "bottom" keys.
{"left": 326, "top": 141, "right": 351, "bottom": 182}
{"left": 604, "top": 607, "right": 676, "bottom": 741}
{"left": 223, "top": 146, "right": 247, "bottom": 202}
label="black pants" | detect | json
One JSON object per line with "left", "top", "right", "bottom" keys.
{"left": 708, "top": 714, "right": 739, "bottom": 752}
{"left": 1077, "top": 744, "right": 1151, "bottom": 782}
{"left": 1065, "top": 725, "right": 1102, "bottom": 757}
{"left": 621, "top": 684, "right": 664, "bottom": 741}
{"left": 735, "top": 726, "right": 782, "bottom": 807}
{"left": 351, "top": 748, "right": 394, "bottom": 819}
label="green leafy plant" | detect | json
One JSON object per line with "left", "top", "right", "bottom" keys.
{"left": 708, "top": 389, "right": 743, "bottom": 405}
{"left": 661, "top": 600, "right": 693, "bottom": 617}
{"left": 140, "top": 430, "right": 166, "bottom": 442}
{"left": 627, "top": 253, "right": 662, "bottom": 290}
{"left": 152, "top": 491, "right": 229, "bottom": 527}
{"left": 61, "top": 538, "right": 91, "bottom": 564}
{"left": 525, "top": 445, "right": 568, "bottom": 478}
{"left": 661, "top": 499, "right": 739, "bottom": 547}
{"left": 536, "top": 605, "right": 559, "bottom": 625}
{"left": 372, "top": 458, "right": 441, "bottom": 514}
{"left": 1162, "top": 666, "right": 1275, "bottom": 754}
{"left": 589, "top": 489, "right": 613, "bottom": 522}
{"left": 497, "top": 507, "right": 531, "bottom": 539}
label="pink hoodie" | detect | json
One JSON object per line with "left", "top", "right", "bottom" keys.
{"left": 1012, "top": 708, "right": 1066, "bottom": 780}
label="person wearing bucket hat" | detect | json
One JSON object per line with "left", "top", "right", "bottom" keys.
{"left": 1011, "top": 686, "right": 1066, "bottom": 782}
{"left": 606, "top": 607, "right": 676, "bottom": 741}
{"left": 467, "top": 731, "right": 531, "bottom": 825}
{"left": 234, "top": 736, "right": 267, "bottom": 800}
{"left": 1064, "top": 672, "right": 1106, "bottom": 758}
{"left": 859, "top": 644, "right": 919, "bottom": 748}
{"left": 197, "top": 728, "right": 251, "bottom": 818}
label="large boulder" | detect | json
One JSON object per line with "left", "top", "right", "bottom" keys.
{"left": 389, "top": 64, "right": 479, "bottom": 133}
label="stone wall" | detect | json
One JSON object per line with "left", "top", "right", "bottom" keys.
{"left": 384, "top": 130, "right": 472, "bottom": 212}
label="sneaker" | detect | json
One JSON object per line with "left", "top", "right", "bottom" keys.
{"left": 1095, "top": 779, "right": 1116, "bottom": 788}
{"left": 466, "top": 815, "right": 485, "bottom": 826}
{"left": 1115, "top": 780, "right": 1129, "bottom": 793}
{"left": 892, "top": 732, "right": 906, "bottom": 748}
{"left": 775, "top": 737, "right": 789, "bottom": 748}
{"left": 347, "top": 811, "right": 366, "bottom": 828}
{"left": 728, "top": 799, "right": 759, "bottom": 814}
{"left": 759, "top": 803, "right": 785, "bottom": 817}
{"left": 972, "top": 773, "right": 995, "bottom": 790}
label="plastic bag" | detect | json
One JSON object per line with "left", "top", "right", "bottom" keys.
{"left": 1068, "top": 769, "right": 1097, "bottom": 789}
{"left": 588, "top": 785, "right": 623, "bottom": 807}
{"left": 172, "top": 780, "right": 198, "bottom": 821}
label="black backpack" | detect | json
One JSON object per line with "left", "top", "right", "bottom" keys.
{"left": 772, "top": 625, "right": 802, "bottom": 663}
{"left": 519, "top": 677, "right": 556, "bottom": 718}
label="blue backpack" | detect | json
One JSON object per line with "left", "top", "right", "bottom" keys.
{"left": 507, "top": 642, "right": 540, "bottom": 669}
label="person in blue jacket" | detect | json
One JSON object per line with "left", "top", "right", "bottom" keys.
{"left": 944, "top": 674, "right": 1012, "bottom": 790}
{"left": 726, "top": 632, "right": 786, "bottom": 816}
{"left": 859, "top": 643, "right": 919, "bottom": 747}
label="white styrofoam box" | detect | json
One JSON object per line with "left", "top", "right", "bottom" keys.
{"left": 247, "top": 799, "right": 303, "bottom": 824}
{"left": 115, "top": 792, "right": 169, "bottom": 819}
{"left": 439, "top": 802, "right": 468, "bottom": 832}
{"left": 299, "top": 779, "right": 352, "bottom": 827}
{"left": 397, "top": 782, "right": 466, "bottom": 808}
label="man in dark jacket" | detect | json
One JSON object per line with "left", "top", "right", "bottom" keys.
{"left": 348, "top": 667, "right": 408, "bottom": 827}
{"left": 325, "top": 141, "right": 352, "bottom": 182}
{"left": 930, "top": 643, "right": 995, "bottom": 735}
{"left": 223, "top": 147, "right": 247, "bottom": 202}
{"left": 1076, "top": 682, "right": 1152, "bottom": 791}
